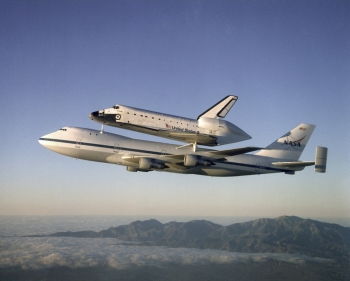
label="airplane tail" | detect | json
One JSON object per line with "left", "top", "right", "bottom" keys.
{"left": 255, "top": 123, "right": 316, "bottom": 161}
{"left": 197, "top": 95, "right": 237, "bottom": 119}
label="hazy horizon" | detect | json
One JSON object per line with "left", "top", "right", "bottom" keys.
{"left": 1, "top": 215, "right": 349, "bottom": 234}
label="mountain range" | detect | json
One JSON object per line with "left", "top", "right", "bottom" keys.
{"left": 46, "top": 216, "right": 350, "bottom": 259}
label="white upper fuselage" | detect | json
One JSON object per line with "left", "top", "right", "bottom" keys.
{"left": 39, "top": 127, "right": 304, "bottom": 177}
{"left": 89, "top": 104, "right": 251, "bottom": 146}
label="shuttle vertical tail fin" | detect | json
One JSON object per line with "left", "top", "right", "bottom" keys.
{"left": 255, "top": 123, "right": 316, "bottom": 161}
{"left": 197, "top": 95, "right": 237, "bottom": 119}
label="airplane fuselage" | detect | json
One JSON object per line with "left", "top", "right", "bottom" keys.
{"left": 89, "top": 105, "right": 251, "bottom": 146}
{"left": 39, "top": 127, "right": 305, "bottom": 177}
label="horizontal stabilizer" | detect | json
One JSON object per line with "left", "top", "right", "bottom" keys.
{"left": 272, "top": 146, "right": 328, "bottom": 173}
{"left": 272, "top": 161, "right": 315, "bottom": 167}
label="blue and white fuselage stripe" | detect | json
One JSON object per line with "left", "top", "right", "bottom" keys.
{"left": 38, "top": 125, "right": 310, "bottom": 177}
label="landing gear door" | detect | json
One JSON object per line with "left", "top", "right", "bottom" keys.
{"left": 255, "top": 162, "right": 262, "bottom": 173}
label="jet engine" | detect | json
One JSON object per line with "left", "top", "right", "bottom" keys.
{"left": 139, "top": 158, "right": 165, "bottom": 170}
{"left": 184, "top": 154, "right": 212, "bottom": 167}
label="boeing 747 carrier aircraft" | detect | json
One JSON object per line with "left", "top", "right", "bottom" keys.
{"left": 39, "top": 123, "right": 327, "bottom": 177}
{"left": 89, "top": 95, "right": 251, "bottom": 148}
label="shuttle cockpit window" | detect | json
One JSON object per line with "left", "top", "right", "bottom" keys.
{"left": 59, "top": 128, "right": 67, "bottom": 131}
{"left": 113, "top": 105, "right": 119, "bottom": 109}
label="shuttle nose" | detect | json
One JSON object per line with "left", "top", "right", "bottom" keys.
{"left": 89, "top": 111, "right": 100, "bottom": 119}
{"left": 90, "top": 110, "right": 105, "bottom": 119}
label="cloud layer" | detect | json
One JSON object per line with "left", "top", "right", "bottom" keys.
{"left": 0, "top": 236, "right": 332, "bottom": 270}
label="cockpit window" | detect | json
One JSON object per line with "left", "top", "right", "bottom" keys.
{"left": 113, "top": 105, "right": 119, "bottom": 109}
{"left": 59, "top": 128, "right": 67, "bottom": 131}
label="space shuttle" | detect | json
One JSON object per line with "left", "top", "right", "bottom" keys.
{"left": 89, "top": 95, "right": 251, "bottom": 148}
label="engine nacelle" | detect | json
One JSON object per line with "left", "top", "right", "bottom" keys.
{"left": 139, "top": 158, "right": 165, "bottom": 170}
{"left": 184, "top": 154, "right": 212, "bottom": 167}
{"left": 126, "top": 166, "right": 150, "bottom": 172}
{"left": 126, "top": 166, "right": 138, "bottom": 172}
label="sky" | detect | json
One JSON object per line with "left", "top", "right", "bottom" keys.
{"left": 0, "top": 0, "right": 349, "bottom": 219}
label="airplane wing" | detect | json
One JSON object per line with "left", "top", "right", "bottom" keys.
{"left": 204, "top": 146, "right": 262, "bottom": 157}
{"left": 121, "top": 154, "right": 190, "bottom": 170}
{"left": 120, "top": 146, "right": 262, "bottom": 170}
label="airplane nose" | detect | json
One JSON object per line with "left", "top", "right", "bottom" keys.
{"left": 38, "top": 133, "right": 51, "bottom": 147}
{"left": 38, "top": 137, "right": 44, "bottom": 146}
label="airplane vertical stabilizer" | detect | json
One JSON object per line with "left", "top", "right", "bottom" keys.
{"left": 315, "top": 146, "right": 328, "bottom": 173}
{"left": 255, "top": 123, "right": 316, "bottom": 161}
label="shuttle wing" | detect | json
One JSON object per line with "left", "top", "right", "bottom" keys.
{"left": 112, "top": 123, "right": 219, "bottom": 146}
{"left": 160, "top": 131, "right": 218, "bottom": 146}
{"left": 131, "top": 124, "right": 218, "bottom": 146}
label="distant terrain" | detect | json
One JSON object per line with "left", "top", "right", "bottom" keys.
{"left": 1, "top": 216, "right": 346, "bottom": 281}
{"left": 44, "top": 216, "right": 350, "bottom": 260}
{"left": 1, "top": 260, "right": 347, "bottom": 281}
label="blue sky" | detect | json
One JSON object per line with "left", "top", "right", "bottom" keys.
{"left": 1, "top": 0, "right": 349, "bottom": 219}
